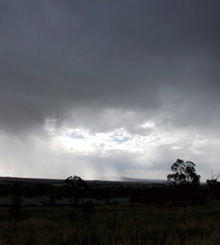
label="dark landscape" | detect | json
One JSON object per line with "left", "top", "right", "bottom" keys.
{"left": 0, "top": 171, "right": 220, "bottom": 245}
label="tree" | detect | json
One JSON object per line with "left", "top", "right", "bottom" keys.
{"left": 65, "top": 176, "right": 88, "bottom": 210}
{"left": 65, "top": 176, "right": 88, "bottom": 189}
{"left": 65, "top": 176, "right": 89, "bottom": 227}
{"left": 206, "top": 172, "right": 220, "bottom": 199}
{"left": 167, "top": 159, "right": 200, "bottom": 186}
{"left": 206, "top": 172, "right": 219, "bottom": 187}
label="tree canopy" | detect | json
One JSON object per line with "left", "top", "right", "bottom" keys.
{"left": 65, "top": 176, "right": 88, "bottom": 189}
{"left": 167, "top": 159, "right": 200, "bottom": 186}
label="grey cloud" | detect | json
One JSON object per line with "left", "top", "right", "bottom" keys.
{"left": 0, "top": 0, "right": 220, "bottom": 179}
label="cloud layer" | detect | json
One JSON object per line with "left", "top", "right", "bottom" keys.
{"left": 0, "top": 0, "right": 220, "bottom": 180}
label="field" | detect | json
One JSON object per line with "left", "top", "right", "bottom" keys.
{"left": 1, "top": 201, "right": 220, "bottom": 245}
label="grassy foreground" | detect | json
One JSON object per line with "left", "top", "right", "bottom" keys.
{"left": 0, "top": 202, "right": 220, "bottom": 245}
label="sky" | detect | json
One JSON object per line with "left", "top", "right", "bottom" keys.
{"left": 0, "top": 0, "right": 220, "bottom": 181}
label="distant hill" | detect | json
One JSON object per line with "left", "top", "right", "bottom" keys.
{"left": 0, "top": 176, "right": 64, "bottom": 185}
{"left": 0, "top": 176, "right": 167, "bottom": 185}
{"left": 120, "top": 177, "right": 166, "bottom": 183}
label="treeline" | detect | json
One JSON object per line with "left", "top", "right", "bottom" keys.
{"left": 0, "top": 177, "right": 219, "bottom": 207}
{"left": 0, "top": 158, "right": 220, "bottom": 207}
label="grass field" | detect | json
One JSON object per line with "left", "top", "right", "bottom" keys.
{"left": 0, "top": 201, "right": 220, "bottom": 245}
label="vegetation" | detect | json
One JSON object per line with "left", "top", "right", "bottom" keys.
{"left": 0, "top": 159, "right": 220, "bottom": 244}
{"left": 167, "top": 159, "right": 200, "bottom": 186}
{"left": 0, "top": 202, "right": 220, "bottom": 244}
{"left": 206, "top": 173, "right": 220, "bottom": 200}
{"left": 9, "top": 195, "right": 21, "bottom": 233}
{"left": 65, "top": 175, "right": 89, "bottom": 210}
{"left": 65, "top": 176, "right": 89, "bottom": 189}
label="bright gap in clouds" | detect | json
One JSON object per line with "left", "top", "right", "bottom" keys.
{"left": 0, "top": 116, "right": 219, "bottom": 182}
{"left": 42, "top": 118, "right": 220, "bottom": 182}
{"left": 49, "top": 127, "right": 137, "bottom": 156}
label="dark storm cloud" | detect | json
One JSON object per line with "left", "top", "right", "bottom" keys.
{"left": 0, "top": 0, "right": 220, "bottom": 134}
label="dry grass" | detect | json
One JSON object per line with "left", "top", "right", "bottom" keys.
{"left": 0, "top": 202, "right": 220, "bottom": 244}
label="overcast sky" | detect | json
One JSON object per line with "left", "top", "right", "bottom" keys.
{"left": 0, "top": 0, "right": 220, "bottom": 181}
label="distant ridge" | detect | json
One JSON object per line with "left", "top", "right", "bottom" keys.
{"left": 91, "top": 176, "right": 167, "bottom": 183}
{"left": 120, "top": 177, "right": 166, "bottom": 183}
{"left": 0, "top": 176, "right": 166, "bottom": 184}
{"left": 0, "top": 176, "right": 64, "bottom": 184}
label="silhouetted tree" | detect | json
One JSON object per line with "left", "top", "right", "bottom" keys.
{"left": 167, "top": 159, "right": 201, "bottom": 205}
{"left": 65, "top": 176, "right": 88, "bottom": 209}
{"left": 65, "top": 176, "right": 88, "bottom": 189}
{"left": 65, "top": 176, "right": 89, "bottom": 226}
{"left": 206, "top": 173, "right": 220, "bottom": 199}
{"left": 206, "top": 172, "right": 219, "bottom": 187}
{"left": 167, "top": 159, "right": 200, "bottom": 187}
